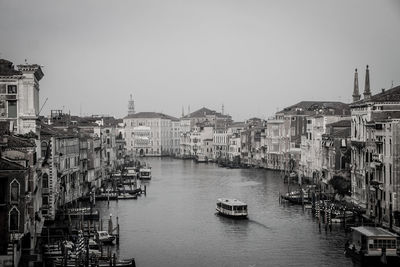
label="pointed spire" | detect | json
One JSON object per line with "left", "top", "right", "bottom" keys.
{"left": 222, "top": 104, "right": 224, "bottom": 115}
{"left": 181, "top": 106, "right": 184, "bottom": 117}
{"left": 352, "top": 68, "right": 361, "bottom": 102}
{"left": 188, "top": 105, "right": 190, "bottom": 115}
{"left": 364, "top": 65, "right": 371, "bottom": 100}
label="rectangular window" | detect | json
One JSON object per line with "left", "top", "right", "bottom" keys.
{"left": 7, "top": 85, "right": 17, "bottom": 94}
{"left": 0, "top": 180, "right": 6, "bottom": 204}
{"left": 0, "top": 84, "right": 6, "bottom": 94}
{"left": 42, "top": 196, "right": 49, "bottom": 205}
{"left": 7, "top": 100, "right": 17, "bottom": 118}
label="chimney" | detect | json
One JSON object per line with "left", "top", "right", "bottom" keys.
{"left": 352, "top": 68, "right": 361, "bottom": 102}
{"left": 381, "top": 88, "right": 385, "bottom": 93}
{"left": 363, "top": 65, "right": 371, "bottom": 100}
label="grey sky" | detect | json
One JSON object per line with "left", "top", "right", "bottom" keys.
{"left": 1, "top": 0, "right": 399, "bottom": 121}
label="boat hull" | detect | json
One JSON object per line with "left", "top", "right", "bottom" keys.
{"left": 345, "top": 246, "right": 400, "bottom": 266}
{"left": 216, "top": 209, "right": 248, "bottom": 219}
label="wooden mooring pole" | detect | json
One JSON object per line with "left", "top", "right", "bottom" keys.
{"left": 116, "top": 216, "right": 120, "bottom": 245}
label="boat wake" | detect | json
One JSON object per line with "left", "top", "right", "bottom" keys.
{"left": 247, "top": 219, "right": 271, "bottom": 230}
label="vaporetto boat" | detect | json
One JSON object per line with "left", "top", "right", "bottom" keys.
{"left": 216, "top": 198, "right": 248, "bottom": 219}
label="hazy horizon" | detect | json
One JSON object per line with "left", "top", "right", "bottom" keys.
{"left": 1, "top": 0, "right": 400, "bottom": 121}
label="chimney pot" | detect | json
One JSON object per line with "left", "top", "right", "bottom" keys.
{"left": 382, "top": 88, "right": 385, "bottom": 93}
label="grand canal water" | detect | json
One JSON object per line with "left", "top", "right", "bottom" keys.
{"left": 96, "top": 158, "right": 355, "bottom": 267}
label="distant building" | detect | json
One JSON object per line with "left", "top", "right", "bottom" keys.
{"left": 0, "top": 59, "right": 44, "bottom": 135}
{"left": 124, "top": 112, "right": 179, "bottom": 156}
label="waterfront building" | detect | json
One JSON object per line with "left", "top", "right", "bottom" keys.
{"left": 94, "top": 116, "right": 118, "bottom": 173}
{"left": 226, "top": 122, "right": 245, "bottom": 164}
{"left": 300, "top": 115, "right": 350, "bottom": 183}
{"left": 0, "top": 157, "right": 27, "bottom": 267}
{"left": 116, "top": 119, "right": 126, "bottom": 164}
{"left": 179, "top": 107, "right": 232, "bottom": 159}
{"left": 320, "top": 120, "right": 352, "bottom": 194}
{"left": 180, "top": 131, "right": 191, "bottom": 158}
{"left": 364, "top": 112, "right": 400, "bottom": 228}
{"left": 213, "top": 128, "right": 229, "bottom": 161}
{"left": 40, "top": 125, "right": 81, "bottom": 211}
{"left": 180, "top": 107, "right": 232, "bottom": 131}
{"left": 0, "top": 59, "right": 44, "bottom": 135}
{"left": 124, "top": 112, "right": 179, "bottom": 156}
{"left": 265, "top": 115, "right": 290, "bottom": 170}
{"left": 240, "top": 118, "right": 263, "bottom": 166}
{"left": 190, "top": 122, "right": 213, "bottom": 159}
{"left": 270, "top": 101, "right": 350, "bottom": 174}
{"left": 0, "top": 129, "right": 43, "bottom": 266}
{"left": 132, "top": 125, "right": 151, "bottom": 156}
{"left": 349, "top": 67, "right": 400, "bottom": 227}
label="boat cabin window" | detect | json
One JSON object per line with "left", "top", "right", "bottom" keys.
{"left": 233, "top": 206, "right": 247, "bottom": 211}
{"left": 370, "top": 239, "right": 396, "bottom": 249}
{"left": 217, "top": 202, "right": 221, "bottom": 208}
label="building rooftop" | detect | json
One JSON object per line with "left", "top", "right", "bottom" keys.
{"left": 2, "top": 135, "right": 35, "bottom": 148}
{"left": 124, "top": 112, "right": 179, "bottom": 121}
{"left": 331, "top": 127, "right": 351, "bottom": 138}
{"left": 182, "top": 107, "right": 228, "bottom": 119}
{"left": 0, "top": 158, "right": 26, "bottom": 171}
{"left": 0, "top": 58, "right": 22, "bottom": 76}
{"left": 351, "top": 226, "right": 398, "bottom": 238}
{"left": 351, "top": 85, "right": 400, "bottom": 106}
{"left": 278, "top": 101, "right": 350, "bottom": 116}
{"left": 326, "top": 119, "right": 351, "bottom": 128}
{"left": 40, "top": 123, "right": 79, "bottom": 138}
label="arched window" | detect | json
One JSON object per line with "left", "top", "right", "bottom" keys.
{"left": 9, "top": 207, "right": 20, "bottom": 231}
{"left": 42, "top": 173, "right": 49, "bottom": 188}
{"left": 10, "top": 180, "right": 20, "bottom": 203}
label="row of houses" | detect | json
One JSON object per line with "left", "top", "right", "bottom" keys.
{"left": 0, "top": 59, "right": 124, "bottom": 266}
{"left": 122, "top": 66, "right": 400, "bottom": 231}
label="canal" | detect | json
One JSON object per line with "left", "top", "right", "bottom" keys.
{"left": 97, "top": 158, "right": 354, "bottom": 266}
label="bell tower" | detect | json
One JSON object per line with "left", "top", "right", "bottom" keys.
{"left": 363, "top": 65, "right": 371, "bottom": 100}
{"left": 128, "top": 94, "right": 135, "bottom": 115}
{"left": 352, "top": 68, "right": 360, "bottom": 102}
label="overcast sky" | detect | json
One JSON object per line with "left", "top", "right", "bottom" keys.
{"left": 1, "top": 0, "right": 399, "bottom": 121}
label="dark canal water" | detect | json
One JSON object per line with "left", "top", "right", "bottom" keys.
{"left": 97, "top": 158, "right": 355, "bottom": 267}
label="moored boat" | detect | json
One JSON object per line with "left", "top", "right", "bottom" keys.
{"left": 138, "top": 166, "right": 152, "bottom": 179}
{"left": 216, "top": 198, "right": 248, "bottom": 219}
{"left": 280, "top": 188, "right": 311, "bottom": 204}
{"left": 345, "top": 226, "right": 400, "bottom": 265}
{"left": 195, "top": 153, "right": 207, "bottom": 163}
{"left": 95, "top": 231, "right": 116, "bottom": 244}
{"left": 118, "top": 193, "right": 137, "bottom": 200}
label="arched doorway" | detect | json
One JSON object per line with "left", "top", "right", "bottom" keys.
{"left": 139, "top": 149, "right": 144, "bottom": 156}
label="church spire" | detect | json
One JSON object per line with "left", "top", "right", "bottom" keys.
{"left": 352, "top": 68, "right": 360, "bottom": 102}
{"left": 363, "top": 65, "right": 371, "bottom": 100}
{"left": 128, "top": 94, "right": 135, "bottom": 115}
